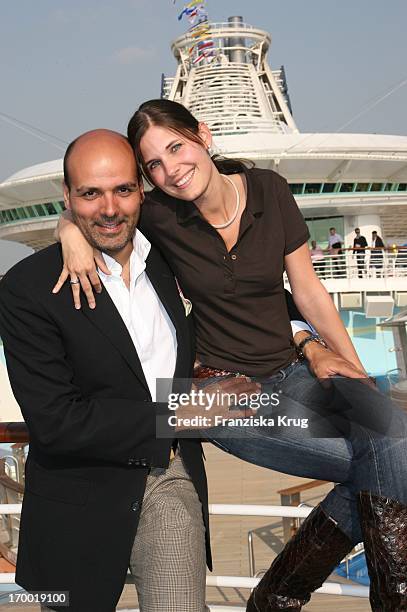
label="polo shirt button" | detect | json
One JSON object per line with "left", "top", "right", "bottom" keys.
{"left": 131, "top": 501, "right": 141, "bottom": 512}
{"left": 231, "top": 254, "right": 237, "bottom": 260}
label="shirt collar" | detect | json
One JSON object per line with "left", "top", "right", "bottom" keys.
{"left": 175, "top": 166, "right": 264, "bottom": 225}
{"left": 98, "top": 228, "right": 151, "bottom": 280}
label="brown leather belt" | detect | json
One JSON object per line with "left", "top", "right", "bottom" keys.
{"left": 193, "top": 364, "right": 244, "bottom": 379}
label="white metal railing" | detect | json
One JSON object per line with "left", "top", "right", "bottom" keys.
{"left": 291, "top": 249, "right": 407, "bottom": 282}
{"left": 208, "top": 118, "right": 286, "bottom": 136}
{"left": 172, "top": 22, "right": 270, "bottom": 49}
{"left": 0, "top": 503, "right": 369, "bottom": 599}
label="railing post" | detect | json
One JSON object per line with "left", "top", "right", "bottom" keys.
{"left": 280, "top": 492, "right": 300, "bottom": 542}
{"left": 247, "top": 531, "right": 255, "bottom": 576}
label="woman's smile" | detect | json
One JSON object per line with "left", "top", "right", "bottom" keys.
{"left": 173, "top": 168, "right": 195, "bottom": 189}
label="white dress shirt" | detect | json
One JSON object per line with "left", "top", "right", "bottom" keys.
{"left": 328, "top": 233, "right": 343, "bottom": 248}
{"left": 98, "top": 229, "right": 177, "bottom": 401}
{"left": 291, "top": 320, "right": 314, "bottom": 336}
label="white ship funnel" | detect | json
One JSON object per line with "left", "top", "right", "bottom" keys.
{"left": 227, "top": 16, "right": 246, "bottom": 64}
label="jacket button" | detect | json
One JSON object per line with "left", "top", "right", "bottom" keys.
{"left": 127, "top": 458, "right": 140, "bottom": 466}
{"left": 140, "top": 458, "right": 148, "bottom": 467}
{"left": 131, "top": 501, "right": 141, "bottom": 512}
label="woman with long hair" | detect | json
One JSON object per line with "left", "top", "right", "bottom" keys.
{"left": 55, "top": 99, "right": 407, "bottom": 611}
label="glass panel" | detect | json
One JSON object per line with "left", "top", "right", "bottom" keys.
{"left": 305, "top": 216, "right": 344, "bottom": 250}
{"left": 370, "top": 183, "right": 382, "bottom": 191}
{"left": 384, "top": 183, "right": 392, "bottom": 191}
{"left": 397, "top": 183, "right": 407, "bottom": 191}
{"left": 35, "top": 205, "right": 47, "bottom": 217}
{"left": 339, "top": 183, "right": 354, "bottom": 192}
{"left": 17, "top": 208, "right": 28, "bottom": 219}
{"left": 304, "top": 183, "right": 321, "bottom": 194}
{"left": 44, "top": 202, "right": 58, "bottom": 215}
{"left": 322, "top": 183, "right": 335, "bottom": 193}
{"left": 52, "top": 201, "right": 64, "bottom": 213}
{"left": 289, "top": 184, "right": 303, "bottom": 195}
{"left": 356, "top": 183, "right": 369, "bottom": 192}
{"left": 27, "top": 205, "right": 38, "bottom": 217}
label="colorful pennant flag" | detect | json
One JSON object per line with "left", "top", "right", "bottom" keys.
{"left": 175, "top": 0, "right": 215, "bottom": 65}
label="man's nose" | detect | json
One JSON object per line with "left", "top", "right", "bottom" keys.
{"left": 101, "top": 193, "right": 118, "bottom": 216}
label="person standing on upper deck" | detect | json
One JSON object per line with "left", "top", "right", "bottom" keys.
{"left": 353, "top": 228, "right": 368, "bottom": 278}
{"left": 370, "top": 230, "right": 384, "bottom": 275}
{"left": 327, "top": 227, "right": 343, "bottom": 277}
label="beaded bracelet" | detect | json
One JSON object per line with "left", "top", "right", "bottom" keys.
{"left": 296, "top": 333, "right": 328, "bottom": 359}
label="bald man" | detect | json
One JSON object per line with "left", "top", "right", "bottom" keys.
{"left": 0, "top": 130, "right": 210, "bottom": 612}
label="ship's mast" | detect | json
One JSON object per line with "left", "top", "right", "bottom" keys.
{"left": 162, "top": 16, "right": 299, "bottom": 136}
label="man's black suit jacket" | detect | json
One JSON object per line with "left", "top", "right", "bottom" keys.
{"left": 0, "top": 243, "right": 210, "bottom": 611}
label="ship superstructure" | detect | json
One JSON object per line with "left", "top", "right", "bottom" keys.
{"left": 162, "top": 16, "right": 297, "bottom": 136}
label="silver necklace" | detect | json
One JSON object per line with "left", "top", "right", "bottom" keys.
{"left": 211, "top": 174, "right": 240, "bottom": 229}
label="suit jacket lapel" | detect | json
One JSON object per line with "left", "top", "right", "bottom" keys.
{"left": 145, "top": 247, "right": 186, "bottom": 333}
{"left": 81, "top": 245, "right": 191, "bottom": 395}
{"left": 145, "top": 246, "right": 191, "bottom": 377}
{"left": 80, "top": 288, "right": 150, "bottom": 394}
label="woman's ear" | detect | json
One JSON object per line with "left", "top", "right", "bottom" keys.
{"left": 198, "top": 122, "right": 212, "bottom": 150}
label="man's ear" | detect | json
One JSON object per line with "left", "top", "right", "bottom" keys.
{"left": 198, "top": 122, "right": 212, "bottom": 150}
{"left": 63, "top": 182, "right": 71, "bottom": 211}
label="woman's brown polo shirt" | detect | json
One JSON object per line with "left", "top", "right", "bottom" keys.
{"left": 140, "top": 167, "right": 310, "bottom": 377}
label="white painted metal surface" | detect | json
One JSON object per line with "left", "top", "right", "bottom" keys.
{"left": 0, "top": 502, "right": 369, "bottom": 598}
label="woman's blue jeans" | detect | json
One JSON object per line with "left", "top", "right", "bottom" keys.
{"left": 206, "top": 360, "right": 407, "bottom": 545}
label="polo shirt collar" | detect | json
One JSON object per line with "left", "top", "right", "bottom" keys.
{"left": 175, "top": 166, "right": 264, "bottom": 225}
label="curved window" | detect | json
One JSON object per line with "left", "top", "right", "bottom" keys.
{"left": 339, "top": 183, "right": 354, "bottom": 192}
{"left": 0, "top": 202, "right": 64, "bottom": 225}
{"left": 304, "top": 183, "right": 321, "bottom": 194}
{"left": 288, "top": 182, "right": 407, "bottom": 196}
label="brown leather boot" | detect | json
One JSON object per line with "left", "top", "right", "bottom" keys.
{"left": 358, "top": 491, "right": 407, "bottom": 612}
{"left": 246, "top": 505, "right": 353, "bottom": 611}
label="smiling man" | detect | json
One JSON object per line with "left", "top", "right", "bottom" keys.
{"left": 63, "top": 131, "right": 141, "bottom": 259}
{"left": 0, "top": 129, "right": 210, "bottom": 612}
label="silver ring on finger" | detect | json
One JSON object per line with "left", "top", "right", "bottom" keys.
{"left": 70, "top": 279, "right": 80, "bottom": 285}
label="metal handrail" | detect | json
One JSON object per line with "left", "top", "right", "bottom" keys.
{"left": 298, "top": 250, "right": 407, "bottom": 281}
{"left": 0, "top": 503, "right": 311, "bottom": 518}
{"left": 0, "top": 502, "right": 369, "bottom": 598}
{"left": 0, "top": 423, "right": 28, "bottom": 443}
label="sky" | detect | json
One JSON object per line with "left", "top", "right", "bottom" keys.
{"left": 0, "top": 0, "right": 406, "bottom": 265}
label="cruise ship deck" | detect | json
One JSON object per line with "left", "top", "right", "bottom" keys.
{"left": 0, "top": 441, "right": 371, "bottom": 611}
